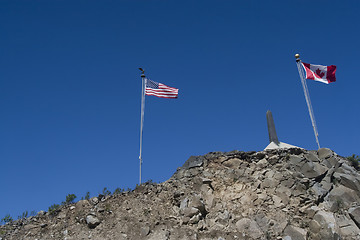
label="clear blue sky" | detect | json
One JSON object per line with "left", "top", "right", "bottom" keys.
{"left": 1, "top": 0, "right": 359, "bottom": 220}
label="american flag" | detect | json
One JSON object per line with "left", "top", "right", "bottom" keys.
{"left": 145, "top": 79, "right": 179, "bottom": 99}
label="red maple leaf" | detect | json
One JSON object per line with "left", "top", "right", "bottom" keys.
{"left": 315, "top": 68, "right": 325, "bottom": 78}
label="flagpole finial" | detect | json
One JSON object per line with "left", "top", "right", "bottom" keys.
{"left": 295, "top": 53, "right": 301, "bottom": 62}
{"left": 139, "top": 67, "right": 145, "bottom": 78}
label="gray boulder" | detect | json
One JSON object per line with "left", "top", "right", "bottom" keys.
{"left": 236, "top": 218, "right": 263, "bottom": 239}
{"left": 310, "top": 211, "right": 339, "bottom": 240}
{"left": 318, "top": 148, "right": 333, "bottom": 160}
{"left": 349, "top": 206, "right": 360, "bottom": 228}
{"left": 182, "top": 156, "right": 204, "bottom": 169}
{"left": 86, "top": 215, "right": 101, "bottom": 229}
{"left": 283, "top": 225, "right": 307, "bottom": 240}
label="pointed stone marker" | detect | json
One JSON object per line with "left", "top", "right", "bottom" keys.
{"left": 266, "top": 110, "right": 280, "bottom": 145}
{"left": 264, "top": 110, "right": 300, "bottom": 150}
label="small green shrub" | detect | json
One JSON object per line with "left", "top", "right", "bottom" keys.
{"left": 85, "top": 192, "right": 90, "bottom": 200}
{"left": 1, "top": 214, "right": 13, "bottom": 224}
{"left": 102, "top": 187, "right": 111, "bottom": 196}
{"left": 113, "top": 188, "right": 123, "bottom": 195}
{"left": 48, "top": 204, "right": 60, "bottom": 216}
{"left": 17, "top": 211, "right": 28, "bottom": 220}
{"left": 347, "top": 154, "right": 360, "bottom": 170}
{"left": 62, "top": 194, "right": 77, "bottom": 205}
{"left": 144, "top": 179, "right": 156, "bottom": 185}
{"left": 81, "top": 191, "right": 90, "bottom": 200}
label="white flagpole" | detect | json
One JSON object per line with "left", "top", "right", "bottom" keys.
{"left": 139, "top": 68, "right": 146, "bottom": 185}
{"left": 295, "top": 54, "right": 321, "bottom": 149}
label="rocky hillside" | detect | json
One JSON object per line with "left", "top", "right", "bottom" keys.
{"left": 1, "top": 148, "right": 360, "bottom": 240}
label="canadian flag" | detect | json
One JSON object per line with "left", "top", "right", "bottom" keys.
{"left": 301, "top": 62, "right": 337, "bottom": 84}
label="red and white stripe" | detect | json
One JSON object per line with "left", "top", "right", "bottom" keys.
{"left": 302, "top": 62, "right": 337, "bottom": 84}
{"left": 145, "top": 83, "right": 179, "bottom": 99}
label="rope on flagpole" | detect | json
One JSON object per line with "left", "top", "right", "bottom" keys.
{"left": 139, "top": 68, "right": 146, "bottom": 185}
{"left": 295, "top": 54, "right": 321, "bottom": 149}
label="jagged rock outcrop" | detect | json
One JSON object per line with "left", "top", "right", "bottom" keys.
{"left": 1, "top": 148, "right": 360, "bottom": 239}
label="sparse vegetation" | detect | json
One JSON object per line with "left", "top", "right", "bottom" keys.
{"left": 102, "top": 187, "right": 111, "bottom": 196}
{"left": 2, "top": 184, "right": 137, "bottom": 224}
{"left": 62, "top": 194, "right": 77, "bottom": 205}
{"left": 113, "top": 188, "right": 123, "bottom": 195}
{"left": 48, "top": 204, "right": 60, "bottom": 216}
{"left": 81, "top": 191, "right": 90, "bottom": 200}
{"left": 347, "top": 154, "right": 360, "bottom": 170}
{"left": 145, "top": 179, "right": 155, "bottom": 185}
{"left": 17, "top": 211, "right": 28, "bottom": 220}
{"left": 1, "top": 214, "right": 13, "bottom": 224}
